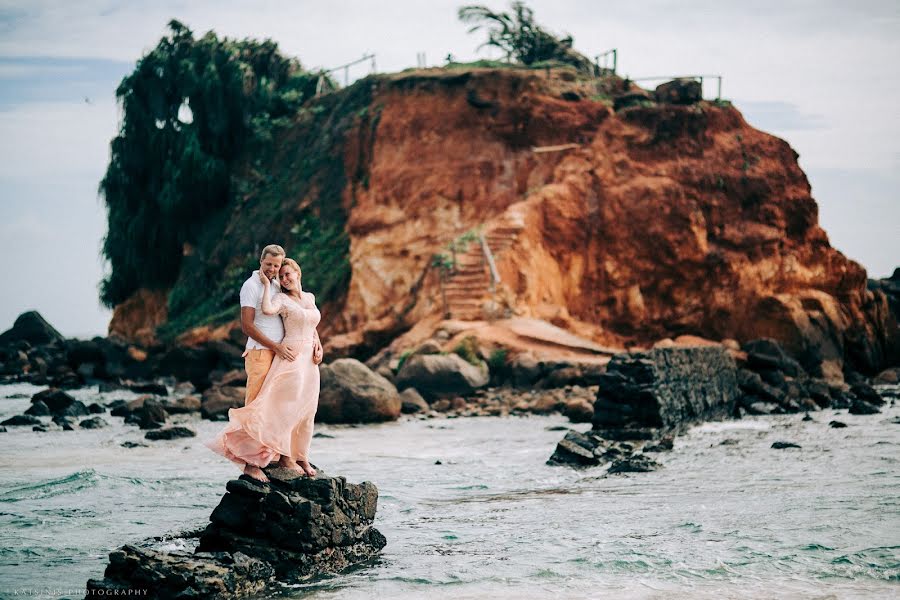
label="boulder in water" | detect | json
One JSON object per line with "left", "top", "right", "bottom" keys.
{"left": 86, "top": 469, "right": 386, "bottom": 598}
{"left": 0, "top": 311, "right": 64, "bottom": 347}
{"left": 318, "top": 359, "right": 401, "bottom": 423}
{"left": 395, "top": 353, "right": 489, "bottom": 400}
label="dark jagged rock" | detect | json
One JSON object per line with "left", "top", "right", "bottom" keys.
{"left": 655, "top": 78, "right": 702, "bottom": 105}
{"left": 771, "top": 441, "right": 802, "bottom": 449}
{"left": 145, "top": 426, "right": 195, "bottom": 440}
{"left": 79, "top": 416, "right": 108, "bottom": 429}
{"left": 593, "top": 347, "right": 740, "bottom": 430}
{"left": 126, "top": 382, "right": 169, "bottom": 396}
{"left": 608, "top": 454, "right": 660, "bottom": 473}
{"left": 124, "top": 398, "right": 168, "bottom": 429}
{"left": 829, "top": 420, "right": 848, "bottom": 428}
{"left": 0, "top": 311, "right": 65, "bottom": 346}
{"left": 31, "top": 388, "right": 87, "bottom": 416}
{"left": 743, "top": 338, "right": 804, "bottom": 377}
{"left": 1, "top": 414, "right": 41, "bottom": 426}
{"left": 848, "top": 398, "right": 881, "bottom": 415}
{"left": 850, "top": 382, "right": 884, "bottom": 406}
{"left": 52, "top": 415, "right": 76, "bottom": 430}
{"left": 548, "top": 430, "right": 606, "bottom": 466}
{"left": 87, "top": 469, "right": 385, "bottom": 598}
{"left": 25, "top": 400, "right": 50, "bottom": 416}
{"left": 550, "top": 347, "right": 739, "bottom": 470}
{"left": 87, "top": 402, "right": 106, "bottom": 414}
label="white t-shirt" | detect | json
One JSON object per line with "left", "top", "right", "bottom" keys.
{"left": 239, "top": 271, "right": 285, "bottom": 350}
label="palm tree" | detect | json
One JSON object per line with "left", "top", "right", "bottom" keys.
{"left": 458, "top": 2, "right": 593, "bottom": 73}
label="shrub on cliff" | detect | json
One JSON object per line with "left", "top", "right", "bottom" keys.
{"left": 458, "top": 2, "right": 594, "bottom": 74}
{"left": 99, "top": 20, "right": 326, "bottom": 308}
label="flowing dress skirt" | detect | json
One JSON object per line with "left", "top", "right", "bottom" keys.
{"left": 205, "top": 337, "right": 319, "bottom": 466}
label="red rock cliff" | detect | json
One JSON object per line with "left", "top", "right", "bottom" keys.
{"left": 328, "top": 69, "right": 896, "bottom": 376}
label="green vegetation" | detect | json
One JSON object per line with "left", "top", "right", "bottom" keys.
{"left": 100, "top": 20, "right": 327, "bottom": 308}
{"left": 487, "top": 347, "right": 509, "bottom": 375}
{"left": 458, "top": 2, "right": 593, "bottom": 74}
{"left": 396, "top": 349, "right": 414, "bottom": 372}
{"left": 452, "top": 336, "right": 483, "bottom": 366}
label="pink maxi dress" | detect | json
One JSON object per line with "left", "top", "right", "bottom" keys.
{"left": 205, "top": 291, "right": 321, "bottom": 468}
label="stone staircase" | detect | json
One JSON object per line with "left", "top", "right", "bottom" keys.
{"left": 443, "top": 213, "right": 525, "bottom": 320}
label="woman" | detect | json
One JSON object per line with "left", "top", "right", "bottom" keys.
{"left": 205, "top": 258, "right": 323, "bottom": 481}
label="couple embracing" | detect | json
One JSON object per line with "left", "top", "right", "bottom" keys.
{"left": 205, "top": 244, "right": 322, "bottom": 482}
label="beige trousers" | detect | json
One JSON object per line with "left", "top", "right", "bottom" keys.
{"left": 243, "top": 349, "right": 275, "bottom": 405}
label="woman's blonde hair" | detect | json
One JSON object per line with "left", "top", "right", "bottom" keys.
{"left": 280, "top": 257, "right": 302, "bottom": 276}
{"left": 260, "top": 244, "right": 285, "bottom": 262}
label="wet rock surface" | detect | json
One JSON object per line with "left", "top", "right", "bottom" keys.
{"left": 86, "top": 468, "right": 386, "bottom": 599}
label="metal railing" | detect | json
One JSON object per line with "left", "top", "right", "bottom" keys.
{"left": 479, "top": 232, "right": 500, "bottom": 291}
{"left": 316, "top": 53, "right": 377, "bottom": 95}
{"left": 595, "top": 48, "right": 617, "bottom": 74}
{"left": 627, "top": 74, "right": 723, "bottom": 101}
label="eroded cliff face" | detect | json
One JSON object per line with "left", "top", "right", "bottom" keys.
{"left": 111, "top": 67, "right": 898, "bottom": 376}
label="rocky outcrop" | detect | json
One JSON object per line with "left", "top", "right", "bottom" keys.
{"left": 318, "top": 359, "right": 401, "bottom": 423}
{"left": 550, "top": 346, "right": 739, "bottom": 467}
{"left": 0, "top": 311, "right": 65, "bottom": 346}
{"left": 86, "top": 468, "right": 386, "bottom": 598}
{"left": 592, "top": 347, "right": 740, "bottom": 433}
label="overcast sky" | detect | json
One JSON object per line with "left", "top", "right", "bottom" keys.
{"left": 1, "top": 0, "right": 897, "bottom": 338}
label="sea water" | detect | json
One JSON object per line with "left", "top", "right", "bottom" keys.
{"left": 0, "top": 383, "right": 897, "bottom": 599}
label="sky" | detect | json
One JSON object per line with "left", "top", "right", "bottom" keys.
{"left": 0, "top": 0, "right": 898, "bottom": 338}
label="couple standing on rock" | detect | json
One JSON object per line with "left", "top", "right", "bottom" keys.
{"left": 205, "top": 244, "right": 323, "bottom": 482}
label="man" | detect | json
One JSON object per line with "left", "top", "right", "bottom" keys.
{"left": 239, "top": 244, "right": 294, "bottom": 405}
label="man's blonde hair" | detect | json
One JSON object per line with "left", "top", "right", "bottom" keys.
{"left": 259, "top": 244, "right": 286, "bottom": 262}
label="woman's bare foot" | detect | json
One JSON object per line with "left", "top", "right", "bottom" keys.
{"left": 298, "top": 460, "right": 317, "bottom": 477}
{"left": 276, "top": 456, "right": 306, "bottom": 474}
{"left": 243, "top": 465, "right": 270, "bottom": 483}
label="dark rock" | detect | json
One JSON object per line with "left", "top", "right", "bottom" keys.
{"left": 87, "top": 469, "right": 386, "bottom": 596}
{"left": 642, "top": 436, "right": 674, "bottom": 452}
{"left": 829, "top": 420, "right": 847, "bottom": 428}
{"left": 850, "top": 382, "right": 884, "bottom": 406}
{"left": 145, "top": 426, "right": 196, "bottom": 440}
{"left": 0, "top": 426, "right": 6, "bottom": 432}
{"left": 593, "top": 347, "right": 740, "bottom": 430}
{"left": 547, "top": 430, "right": 605, "bottom": 467}
{"left": 0, "top": 311, "right": 65, "bottom": 347}
{"left": 32, "top": 424, "right": 48, "bottom": 432}
{"left": 654, "top": 78, "right": 702, "bottom": 105}
{"left": 737, "top": 370, "right": 786, "bottom": 404}
{"left": 848, "top": 398, "right": 880, "bottom": 415}
{"left": 1, "top": 414, "right": 41, "bottom": 426}
{"left": 87, "top": 402, "right": 105, "bottom": 414}
{"left": 79, "top": 416, "right": 108, "bottom": 429}
{"left": 563, "top": 398, "right": 594, "bottom": 423}
{"left": 52, "top": 415, "right": 75, "bottom": 430}
{"left": 120, "top": 441, "right": 148, "bottom": 448}
{"left": 395, "top": 353, "right": 488, "bottom": 400}
{"left": 510, "top": 353, "right": 543, "bottom": 387}
{"left": 807, "top": 379, "right": 833, "bottom": 408}
{"left": 742, "top": 338, "right": 804, "bottom": 377}
{"left": 802, "top": 413, "right": 814, "bottom": 422}
{"left": 771, "top": 441, "right": 801, "bottom": 449}
{"left": 608, "top": 454, "right": 659, "bottom": 473}
{"left": 313, "top": 432, "right": 335, "bottom": 438}
{"left": 25, "top": 400, "right": 50, "bottom": 416}
{"left": 31, "top": 388, "right": 87, "bottom": 416}
{"left": 201, "top": 386, "right": 246, "bottom": 420}
{"left": 125, "top": 398, "right": 168, "bottom": 429}
{"left": 127, "top": 382, "right": 169, "bottom": 396}
{"left": 399, "top": 387, "right": 429, "bottom": 414}
{"left": 318, "top": 359, "right": 402, "bottom": 423}
{"left": 98, "top": 381, "right": 127, "bottom": 393}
